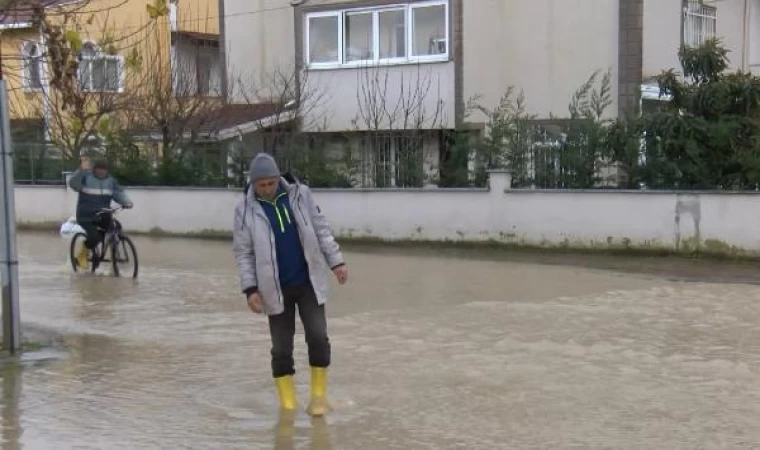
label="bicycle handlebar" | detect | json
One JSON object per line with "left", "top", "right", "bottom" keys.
{"left": 96, "top": 206, "right": 124, "bottom": 215}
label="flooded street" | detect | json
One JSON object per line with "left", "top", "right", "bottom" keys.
{"left": 4, "top": 231, "right": 760, "bottom": 449}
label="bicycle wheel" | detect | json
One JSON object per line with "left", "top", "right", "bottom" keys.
{"left": 69, "top": 233, "right": 89, "bottom": 273}
{"left": 111, "top": 235, "right": 138, "bottom": 278}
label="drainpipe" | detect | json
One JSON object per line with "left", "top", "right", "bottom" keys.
{"left": 39, "top": 25, "right": 52, "bottom": 145}
{"left": 680, "top": 0, "right": 686, "bottom": 49}
{"left": 219, "top": 0, "right": 228, "bottom": 102}
{"left": 169, "top": 0, "right": 178, "bottom": 94}
{"left": 742, "top": 0, "right": 749, "bottom": 71}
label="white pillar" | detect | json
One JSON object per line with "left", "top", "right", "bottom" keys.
{"left": 487, "top": 169, "right": 512, "bottom": 193}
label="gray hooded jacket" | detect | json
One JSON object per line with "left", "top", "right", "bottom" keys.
{"left": 232, "top": 176, "right": 344, "bottom": 315}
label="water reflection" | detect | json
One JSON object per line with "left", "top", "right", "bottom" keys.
{"left": 1, "top": 365, "right": 23, "bottom": 450}
{"left": 68, "top": 275, "right": 140, "bottom": 329}
{"left": 273, "top": 410, "right": 332, "bottom": 450}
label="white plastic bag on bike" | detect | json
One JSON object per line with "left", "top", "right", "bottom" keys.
{"left": 60, "top": 217, "right": 85, "bottom": 237}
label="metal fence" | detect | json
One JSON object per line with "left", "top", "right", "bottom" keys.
{"left": 11, "top": 130, "right": 619, "bottom": 190}
{"left": 13, "top": 143, "right": 69, "bottom": 185}
{"left": 15, "top": 126, "right": 721, "bottom": 191}
{"left": 505, "top": 121, "right": 619, "bottom": 189}
{"left": 250, "top": 130, "right": 435, "bottom": 189}
{"left": 12, "top": 140, "right": 234, "bottom": 188}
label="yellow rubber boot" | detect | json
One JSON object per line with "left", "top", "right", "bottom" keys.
{"left": 274, "top": 375, "right": 297, "bottom": 411}
{"left": 306, "top": 367, "right": 331, "bottom": 417}
{"left": 76, "top": 246, "right": 89, "bottom": 270}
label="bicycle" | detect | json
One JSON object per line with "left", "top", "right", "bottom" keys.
{"left": 69, "top": 206, "right": 139, "bottom": 278}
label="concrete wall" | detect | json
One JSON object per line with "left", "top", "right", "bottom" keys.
{"left": 14, "top": 172, "right": 760, "bottom": 255}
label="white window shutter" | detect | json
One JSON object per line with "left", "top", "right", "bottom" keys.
{"left": 118, "top": 56, "right": 126, "bottom": 93}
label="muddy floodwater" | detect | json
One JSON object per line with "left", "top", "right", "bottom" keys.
{"left": 3, "top": 232, "right": 760, "bottom": 449}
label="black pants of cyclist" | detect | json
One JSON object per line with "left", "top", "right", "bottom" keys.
{"left": 76, "top": 213, "right": 111, "bottom": 250}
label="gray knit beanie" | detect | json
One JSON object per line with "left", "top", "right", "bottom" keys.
{"left": 249, "top": 153, "right": 280, "bottom": 183}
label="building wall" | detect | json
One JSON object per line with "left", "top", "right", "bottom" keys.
{"left": 304, "top": 63, "right": 455, "bottom": 131}
{"left": 223, "top": 0, "right": 753, "bottom": 126}
{"left": 462, "top": 0, "right": 620, "bottom": 123}
{"left": 643, "top": 0, "right": 748, "bottom": 80}
{"left": 177, "top": 0, "right": 220, "bottom": 34}
{"left": 715, "top": 0, "right": 749, "bottom": 70}
{"left": 224, "top": 0, "right": 455, "bottom": 130}
{"left": 224, "top": 0, "right": 295, "bottom": 97}
{"left": 748, "top": 0, "right": 760, "bottom": 73}
{"left": 4, "top": 0, "right": 221, "bottom": 142}
{"left": 15, "top": 172, "right": 760, "bottom": 255}
{"left": 3, "top": 0, "right": 172, "bottom": 121}
{"left": 3, "top": 28, "right": 44, "bottom": 121}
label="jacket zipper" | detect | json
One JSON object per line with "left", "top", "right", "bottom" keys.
{"left": 253, "top": 203, "right": 283, "bottom": 306}
{"left": 290, "top": 186, "right": 314, "bottom": 287}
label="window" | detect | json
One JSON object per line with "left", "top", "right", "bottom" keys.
{"left": 305, "top": 1, "right": 448, "bottom": 68}
{"left": 78, "top": 42, "right": 124, "bottom": 92}
{"left": 22, "top": 42, "right": 43, "bottom": 90}
{"left": 411, "top": 3, "right": 446, "bottom": 57}
{"left": 379, "top": 9, "right": 406, "bottom": 59}
{"left": 308, "top": 13, "right": 340, "bottom": 64}
{"left": 684, "top": 0, "right": 716, "bottom": 48}
{"left": 172, "top": 38, "right": 222, "bottom": 97}
{"left": 345, "top": 11, "right": 373, "bottom": 62}
{"left": 362, "top": 133, "right": 424, "bottom": 187}
{"left": 194, "top": 44, "right": 221, "bottom": 96}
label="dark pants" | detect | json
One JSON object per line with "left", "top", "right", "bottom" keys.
{"left": 77, "top": 213, "right": 111, "bottom": 250}
{"left": 268, "top": 283, "right": 330, "bottom": 378}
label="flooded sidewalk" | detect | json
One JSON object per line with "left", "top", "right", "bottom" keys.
{"left": 4, "top": 232, "right": 760, "bottom": 449}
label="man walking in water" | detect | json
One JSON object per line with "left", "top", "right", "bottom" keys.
{"left": 233, "top": 152, "right": 348, "bottom": 416}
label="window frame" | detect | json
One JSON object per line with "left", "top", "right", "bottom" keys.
{"left": 78, "top": 41, "right": 125, "bottom": 93}
{"left": 305, "top": 10, "right": 343, "bottom": 69}
{"left": 377, "top": 7, "right": 408, "bottom": 64}
{"left": 343, "top": 9, "right": 376, "bottom": 65}
{"left": 21, "top": 41, "right": 44, "bottom": 91}
{"left": 683, "top": 1, "right": 717, "bottom": 48}
{"left": 304, "top": 1, "right": 449, "bottom": 70}
{"left": 409, "top": 1, "right": 449, "bottom": 61}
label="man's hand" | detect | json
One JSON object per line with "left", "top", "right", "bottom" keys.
{"left": 247, "top": 292, "right": 264, "bottom": 314}
{"left": 333, "top": 265, "right": 348, "bottom": 285}
{"left": 123, "top": 202, "right": 134, "bottom": 209}
{"left": 80, "top": 157, "right": 91, "bottom": 171}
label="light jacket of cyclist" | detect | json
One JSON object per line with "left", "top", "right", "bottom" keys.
{"left": 69, "top": 160, "right": 132, "bottom": 219}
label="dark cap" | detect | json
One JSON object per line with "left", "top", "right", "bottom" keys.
{"left": 92, "top": 160, "right": 108, "bottom": 171}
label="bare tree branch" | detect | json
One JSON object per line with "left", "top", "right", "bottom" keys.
{"left": 126, "top": 29, "right": 224, "bottom": 162}
{"left": 353, "top": 62, "right": 447, "bottom": 187}
{"left": 3, "top": 0, "right": 165, "bottom": 160}
{"left": 354, "top": 62, "right": 446, "bottom": 132}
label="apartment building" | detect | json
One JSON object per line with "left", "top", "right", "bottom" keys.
{"left": 222, "top": 0, "right": 751, "bottom": 187}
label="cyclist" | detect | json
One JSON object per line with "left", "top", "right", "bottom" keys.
{"left": 68, "top": 157, "right": 133, "bottom": 269}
